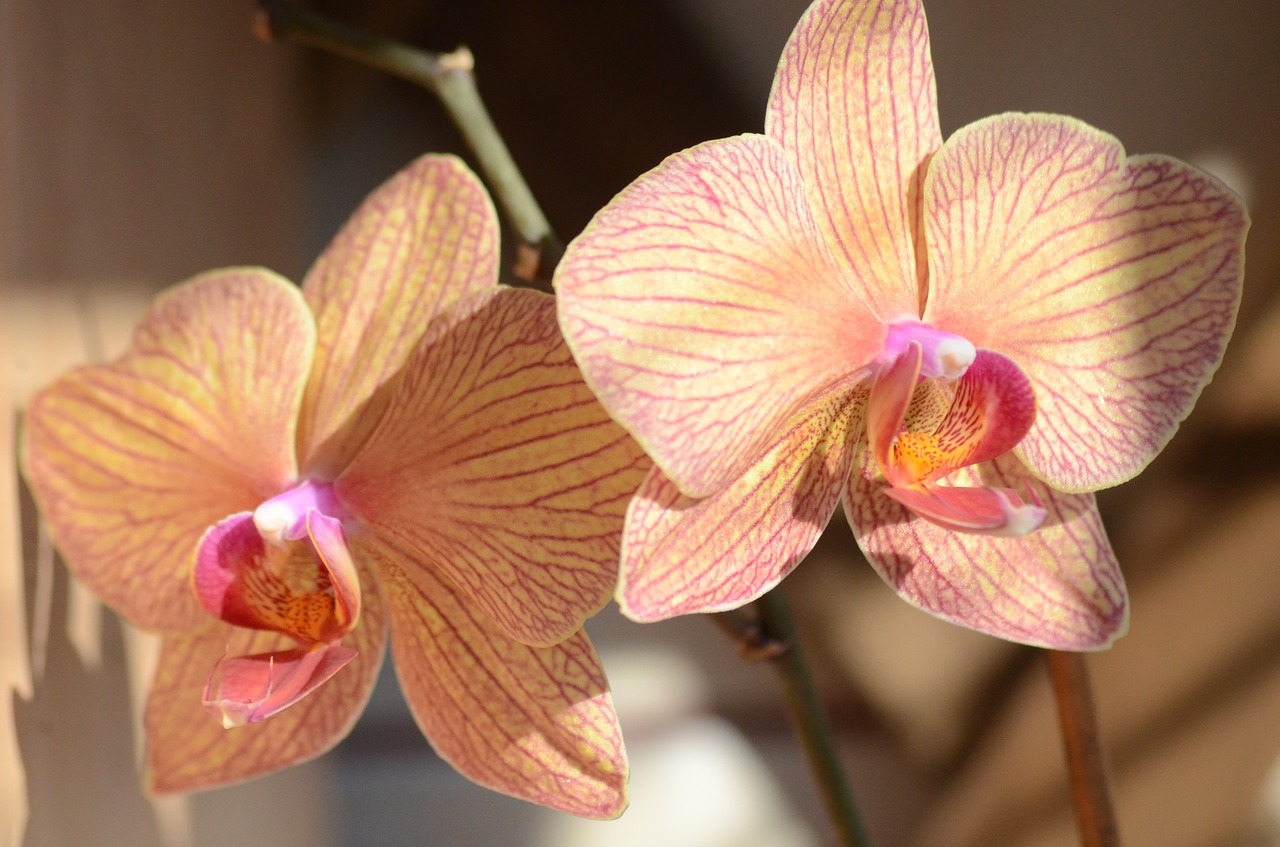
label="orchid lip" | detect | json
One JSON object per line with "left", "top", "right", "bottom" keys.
{"left": 879, "top": 322, "right": 975, "bottom": 382}
{"left": 254, "top": 479, "right": 344, "bottom": 548}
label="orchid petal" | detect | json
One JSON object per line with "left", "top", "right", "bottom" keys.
{"left": 882, "top": 485, "right": 1046, "bottom": 536}
{"left": 298, "top": 154, "right": 500, "bottom": 476}
{"left": 555, "top": 133, "right": 880, "bottom": 499}
{"left": 22, "top": 269, "right": 314, "bottom": 632}
{"left": 193, "top": 512, "right": 357, "bottom": 643}
{"left": 846, "top": 452, "right": 1127, "bottom": 649}
{"left": 867, "top": 340, "right": 922, "bottom": 476}
{"left": 202, "top": 643, "right": 357, "bottom": 729}
{"left": 145, "top": 566, "right": 385, "bottom": 792}
{"left": 340, "top": 287, "right": 649, "bottom": 647}
{"left": 369, "top": 540, "right": 627, "bottom": 819}
{"left": 618, "top": 391, "right": 861, "bottom": 621}
{"left": 922, "top": 113, "right": 1248, "bottom": 491}
{"left": 766, "top": 0, "right": 941, "bottom": 315}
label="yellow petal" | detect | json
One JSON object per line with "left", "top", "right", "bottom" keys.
{"left": 922, "top": 113, "right": 1248, "bottom": 491}
{"left": 298, "top": 154, "right": 500, "bottom": 476}
{"left": 618, "top": 391, "right": 861, "bottom": 621}
{"left": 766, "top": 0, "right": 941, "bottom": 315}
{"left": 556, "top": 134, "right": 878, "bottom": 498}
{"left": 370, "top": 539, "right": 628, "bottom": 819}
{"left": 340, "top": 287, "right": 649, "bottom": 647}
{"left": 22, "top": 269, "right": 314, "bottom": 632}
{"left": 144, "top": 561, "right": 385, "bottom": 792}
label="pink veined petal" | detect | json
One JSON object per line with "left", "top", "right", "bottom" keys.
{"left": 203, "top": 643, "right": 358, "bottom": 728}
{"left": 145, "top": 563, "right": 386, "bottom": 793}
{"left": 193, "top": 512, "right": 356, "bottom": 644}
{"left": 882, "top": 484, "right": 1046, "bottom": 536}
{"left": 618, "top": 390, "right": 862, "bottom": 621}
{"left": 366, "top": 538, "right": 628, "bottom": 819}
{"left": 922, "top": 113, "right": 1248, "bottom": 492}
{"left": 555, "top": 133, "right": 880, "bottom": 499}
{"left": 22, "top": 269, "right": 315, "bottom": 633}
{"left": 298, "top": 153, "right": 500, "bottom": 477}
{"left": 845, "top": 451, "right": 1127, "bottom": 650}
{"left": 766, "top": 0, "right": 941, "bottom": 316}
{"left": 339, "top": 287, "right": 650, "bottom": 648}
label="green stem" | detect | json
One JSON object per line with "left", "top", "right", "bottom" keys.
{"left": 255, "top": 1, "right": 561, "bottom": 280}
{"left": 1046, "top": 650, "right": 1121, "bottom": 847}
{"left": 722, "top": 589, "right": 871, "bottom": 847}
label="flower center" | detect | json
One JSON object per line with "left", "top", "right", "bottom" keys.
{"left": 192, "top": 479, "right": 361, "bottom": 726}
{"left": 866, "top": 322, "right": 1046, "bottom": 536}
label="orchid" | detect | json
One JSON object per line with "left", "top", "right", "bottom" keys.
{"left": 555, "top": 0, "right": 1247, "bottom": 649}
{"left": 23, "top": 154, "right": 648, "bottom": 817}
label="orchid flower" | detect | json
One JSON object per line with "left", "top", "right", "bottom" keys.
{"left": 555, "top": 0, "right": 1247, "bottom": 649}
{"left": 23, "top": 154, "right": 648, "bottom": 817}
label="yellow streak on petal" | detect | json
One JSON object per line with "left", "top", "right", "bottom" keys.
{"left": 22, "top": 269, "right": 315, "bottom": 633}
{"left": 369, "top": 539, "right": 628, "bottom": 819}
{"left": 298, "top": 154, "right": 500, "bottom": 476}
{"left": 923, "top": 113, "right": 1247, "bottom": 491}
{"left": 340, "top": 287, "right": 650, "bottom": 648}
{"left": 766, "top": 0, "right": 941, "bottom": 315}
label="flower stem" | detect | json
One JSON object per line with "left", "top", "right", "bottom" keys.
{"left": 254, "top": 1, "right": 561, "bottom": 281}
{"left": 1045, "top": 650, "right": 1121, "bottom": 847}
{"left": 719, "top": 589, "right": 871, "bottom": 847}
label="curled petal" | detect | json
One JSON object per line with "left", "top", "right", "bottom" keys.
{"left": 922, "top": 113, "right": 1248, "bottom": 491}
{"left": 368, "top": 539, "right": 628, "bottom": 819}
{"left": 22, "top": 269, "right": 314, "bottom": 632}
{"left": 340, "top": 287, "right": 649, "bottom": 647}
{"left": 766, "top": 0, "right": 941, "bottom": 314}
{"left": 193, "top": 512, "right": 357, "bottom": 644}
{"left": 846, "top": 452, "right": 1127, "bottom": 649}
{"left": 868, "top": 340, "right": 922, "bottom": 475}
{"left": 145, "top": 564, "right": 385, "bottom": 793}
{"left": 203, "top": 643, "right": 357, "bottom": 729}
{"left": 882, "top": 484, "right": 1046, "bottom": 536}
{"left": 298, "top": 154, "right": 500, "bottom": 476}
{"left": 619, "top": 391, "right": 861, "bottom": 621}
{"left": 555, "top": 134, "right": 880, "bottom": 498}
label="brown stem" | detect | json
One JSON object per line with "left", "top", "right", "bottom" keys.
{"left": 255, "top": 1, "right": 561, "bottom": 281}
{"left": 1046, "top": 650, "right": 1121, "bottom": 847}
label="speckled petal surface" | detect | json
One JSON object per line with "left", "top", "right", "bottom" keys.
{"left": 368, "top": 538, "right": 628, "bottom": 819}
{"left": 340, "top": 287, "right": 649, "bottom": 647}
{"left": 556, "top": 134, "right": 878, "bottom": 499}
{"left": 922, "top": 113, "right": 1247, "bottom": 492}
{"left": 298, "top": 154, "right": 500, "bottom": 476}
{"left": 22, "top": 269, "right": 314, "bottom": 632}
{"left": 846, "top": 452, "right": 1127, "bottom": 649}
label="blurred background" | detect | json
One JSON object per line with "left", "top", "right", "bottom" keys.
{"left": 3, "top": 1, "right": 1279, "bottom": 845}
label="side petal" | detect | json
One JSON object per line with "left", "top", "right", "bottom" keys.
{"left": 298, "top": 154, "right": 500, "bottom": 476}
{"left": 846, "top": 452, "right": 1127, "bottom": 650}
{"left": 766, "top": 0, "right": 941, "bottom": 315}
{"left": 370, "top": 542, "right": 627, "bottom": 819}
{"left": 922, "top": 113, "right": 1248, "bottom": 492}
{"left": 339, "top": 287, "right": 650, "bottom": 647}
{"left": 22, "top": 269, "right": 314, "bottom": 632}
{"left": 555, "top": 133, "right": 880, "bottom": 499}
{"left": 145, "top": 564, "right": 385, "bottom": 792}
{"left": 619, "top": 391, "right": 861, "bottom": 621}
